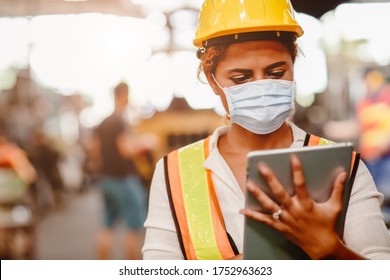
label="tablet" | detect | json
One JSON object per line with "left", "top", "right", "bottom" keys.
{"left": 243, "top": 143, "right": 354, "bottom": 260}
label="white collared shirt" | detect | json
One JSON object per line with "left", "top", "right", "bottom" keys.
{"left": 142, "top": 123, "right": 390, "bottom": 259}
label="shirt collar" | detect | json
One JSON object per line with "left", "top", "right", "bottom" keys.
{"left": 203, "top": 126, "right": 242, "bottom": 192}
{"left": 288, "top": 121, "right": 307, "bottom": 148}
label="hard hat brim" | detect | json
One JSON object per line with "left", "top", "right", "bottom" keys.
{"left": 194, "top": 30, "right": 302, "bottom": 49}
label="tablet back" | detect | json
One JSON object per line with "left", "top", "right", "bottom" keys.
{"left": 244, "top": 144, "right": 353, "bottom": 260}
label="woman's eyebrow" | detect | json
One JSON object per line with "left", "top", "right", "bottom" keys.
{"left": 226, "top": 61, "right": 287, "bottom": 74}
{"left": 226, "top": 68, "right": 253, "bottom": 74}
{"left": 265, "top": 61, "right": 287, "bottom": 71}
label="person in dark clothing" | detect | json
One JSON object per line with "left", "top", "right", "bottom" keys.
{"left": 29, "top": 131, "right": 64, "bottom": 210}
{"left": 93, "top": 82, "right": 147, "bottom": 260}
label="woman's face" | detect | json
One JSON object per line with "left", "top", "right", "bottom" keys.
{"left": 208, "top": 40, "right": 294, "bottom": 114}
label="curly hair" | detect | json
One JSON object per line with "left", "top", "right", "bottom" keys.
{"left": 197, "top": 46, "right": 228, "bottom": 81}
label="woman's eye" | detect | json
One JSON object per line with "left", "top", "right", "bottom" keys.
{"left": 266, "top": 71, "right": 285, "bottom": 79}
{"left": 231, "top": 76, "right": 252, "bottom": 84}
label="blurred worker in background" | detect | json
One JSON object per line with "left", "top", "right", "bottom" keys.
{"left": 92, "top": 82, "right": 147, "bottom": 260}
{"left": 28, "top": 130, "right": 65, "bottom": 211}
{"left": 0, "top": 135, "right": 37, "bottom": 185}
{"left": 143, "top": 0, "right": 390, "bottom": 260}
{"left": 355, "top": 69, "right": 390, "bottom": 225}
{"left": 0, "top": 135, "right": 37, "bottom": 259}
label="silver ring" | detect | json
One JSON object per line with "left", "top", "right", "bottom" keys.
{"left": 272, "top": 209, "right": 283, "bottom": 220}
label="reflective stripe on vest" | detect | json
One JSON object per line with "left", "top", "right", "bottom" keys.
{"left": 164, "top": 137, "right": 238, "bottom": 260}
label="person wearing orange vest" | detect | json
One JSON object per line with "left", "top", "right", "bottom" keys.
{"left": 355, "top": 69, "right": 390, "bottom": 226}
{"left": 142, "top": 0, "right": 390, "bottom": 260}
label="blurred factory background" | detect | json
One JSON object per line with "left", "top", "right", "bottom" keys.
{"left": 0, "top": 0, "right": 390, "bottom": 260}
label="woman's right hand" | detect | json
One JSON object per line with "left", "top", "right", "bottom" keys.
{"left": 240, "top": 155, "right": 358, "bottom": 259}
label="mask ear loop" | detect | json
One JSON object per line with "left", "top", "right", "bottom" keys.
{"left": 211, "top": 74, "right": 231, "bottom": 119}
{"left": 288, "top": 81, "right": 296, "bottom": 121}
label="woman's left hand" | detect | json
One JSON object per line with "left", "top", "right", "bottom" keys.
{"left": 240, "top": 155, "right": 347, "bottom": 260}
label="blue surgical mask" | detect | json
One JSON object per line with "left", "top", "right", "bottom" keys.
{"left": 213, "top": 76, "right": 295, "bottom": 134}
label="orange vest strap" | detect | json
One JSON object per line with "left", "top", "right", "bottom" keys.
{"left": 164, "top": 137, "right": 238, "bottom": 260}
{"left": 305, "top": 134, "right": 321, "bottom": 146}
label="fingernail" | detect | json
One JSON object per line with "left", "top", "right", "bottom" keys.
{"left": 258, "top": 163, "right": 269, "bottom": 174}
{"left": 291, "top": 154, "right": 299, "bottom": 165}
{"left": 341, "top": 172, "right": 347, "bottom": 181}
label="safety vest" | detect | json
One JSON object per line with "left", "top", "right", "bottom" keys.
{"left": 164, "top": 134, "right": 360, "bottom": 260}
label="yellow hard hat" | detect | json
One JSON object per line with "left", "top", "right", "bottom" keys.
{"left": 193, "top": 0, "right": 304, "bottom": 48}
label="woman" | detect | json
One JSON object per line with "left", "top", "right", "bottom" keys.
{"left": 142, "top": 0, "right": 390, "bottom": 260}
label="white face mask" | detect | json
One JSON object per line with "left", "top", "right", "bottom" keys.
{"left": 213, "top": 76, "right": 295, "bottom": 134}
